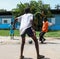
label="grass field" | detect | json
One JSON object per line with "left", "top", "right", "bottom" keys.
{"left": 36, "top": 30, "right": 60, "bottom": 37}
{"left": 0, "top": 30, "right": 19, "bottom": 36}
{"left": 0, "top": 30, "right": 60, "bottom": 37}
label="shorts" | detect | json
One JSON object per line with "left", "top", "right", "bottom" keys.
{"left": 21, "top": 27, "right": 34, "bottom": 38}
{"left": 10, "top": 30, "right": 14, "bottom": 35}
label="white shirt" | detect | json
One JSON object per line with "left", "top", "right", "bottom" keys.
{"left": 17, "top": 13, "right": 33, "bottom": 35}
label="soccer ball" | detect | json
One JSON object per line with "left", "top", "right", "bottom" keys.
{"left": 29, "top": 40, "right": 33, "bottom": 44}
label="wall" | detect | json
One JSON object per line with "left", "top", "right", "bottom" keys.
{"left": 48, "top": 14, "right": 60, "bottom": 30}
{"left": 0, "top": 15, "right": 14, "bottom": 29}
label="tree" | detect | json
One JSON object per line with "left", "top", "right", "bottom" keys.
{"left": 0, "top": 9, "right": 7, "bottom": 12}
{"left": 55, "top": 4, "right": 60, "bottom": 10}
{"left": 12, "top": 0, "right": 51, "bottom": 17}
{"left": 12, "top": 0, "right": 52, "bottom": 30}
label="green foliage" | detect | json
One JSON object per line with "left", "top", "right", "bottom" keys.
{"left": 12, "top": 0, "right": 51, "bottom": 18}
{"left": 12, "top": 0, "right": 52, "bottom": 30}
{"left": 0, "top": 9, "right": 7, "bottom": 12}
{"left": 55, "top": 4, "right": 60, "bottom": 10}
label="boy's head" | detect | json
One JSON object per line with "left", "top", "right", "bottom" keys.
{"left": 44, "top": 17, "right": 48, "bottom": 22}
{"left": 25, "top": 7, "right": 30, "bottom": 13}
{"left": 11, "top": 22, "right": 13, "bottom": 25}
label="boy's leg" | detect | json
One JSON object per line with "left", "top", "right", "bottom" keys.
{"left": 31, "top": 35, "right": 44, "bottom": 59}
{"left": 12, "top": 34, "right": 14, "bottom": 39}
{"left": 39, "top": 31, "right": 43, "bottom": 41}
{"left": 20, "top": 32, "right": 26, "bottom": 59}
{"left": 42, "top": 32, "right": 46, "bottom": 41}
{"left": 20, "top": 37, "right": 25, "bottom": 59}
{"left": 40, "top": 32, "right": 46, "bottom": 43}
{"left": 31, "top": 36, "right": 39, "bottom": 58}
{"left": 10, "top": 34, "right": 14, "bottom": 40}
{"left": 10, "top": 34, "right": 12, "bottom": 39}
{"left": 26, "top": 27, "right": 44, "bottom": 59}
{"left": 10, "top": 32, "right": 14, "bottom": 40}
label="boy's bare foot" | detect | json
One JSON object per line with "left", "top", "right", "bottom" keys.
{"left": 20, "top": 56, "right": 24, "bottom": 59}
{"left": 37, "top": 55, "right": 45, "bottom": 59}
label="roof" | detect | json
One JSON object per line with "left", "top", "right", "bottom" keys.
{"left": 0, "top": 11, "right": 12, "bottom": 15}
{"left": 50, "top": 9, "right": 60, "bottom": 14}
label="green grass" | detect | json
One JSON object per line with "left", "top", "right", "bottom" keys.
{"left": 0, "top": 30, "right": 60, "bottom": 37}
{"left": 36, "top": 30, "right": 60, "bottom": 37}
{"left": 45, "top": 30, "right": 60, "bottom": 37}
{"left": 0, "top": 30, "right": 19, "bottom": 36}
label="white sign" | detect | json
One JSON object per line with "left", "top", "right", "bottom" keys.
{"left": 51, "top": 18, "right": 55, "bottom": 24}
{"left": 2, "top": 18, "right": 11, "bottom": 24}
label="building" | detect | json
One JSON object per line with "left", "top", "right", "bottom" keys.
{"left": 0, "top": 10, "right": 60, "bottom": 30}
{"left": 48, "top": 9, "right": 60, "bottom": 30}
{"left": 0, "top": 11, "right": 14, "bottom": 29}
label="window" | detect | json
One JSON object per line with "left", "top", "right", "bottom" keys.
{"left": 4, "top": 20, "right": 7, "bottom": 23}
{"left": 2, "top": 18, "right": 11, "bottom": 24}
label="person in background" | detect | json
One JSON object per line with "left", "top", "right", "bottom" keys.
{"left": 14, "top": 7, "right": 45, "bottom": 59}
{"left": 39, "top": 16, "right": 48, "bottom": 43}
{"left": 9, "top": 22, "right": 14, "bottom": 40}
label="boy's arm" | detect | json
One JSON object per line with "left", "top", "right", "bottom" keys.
{"left": 48, "top": 22, "right": 54, "bottom": 26}
{"left": 13, "top": 16, "right": 21, "bottom": 29}
{"left": 13, "top": 18, "right": 18, "bottom": 29}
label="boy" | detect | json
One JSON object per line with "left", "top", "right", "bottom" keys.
{"left": 39, "top": 17, "right": 48, "bottom": 43}
{"left": 14, "top": 7, "right": 44, "bottom": 59}
{"left": 9, "top": 22, "right": 14, "bottom": 39}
